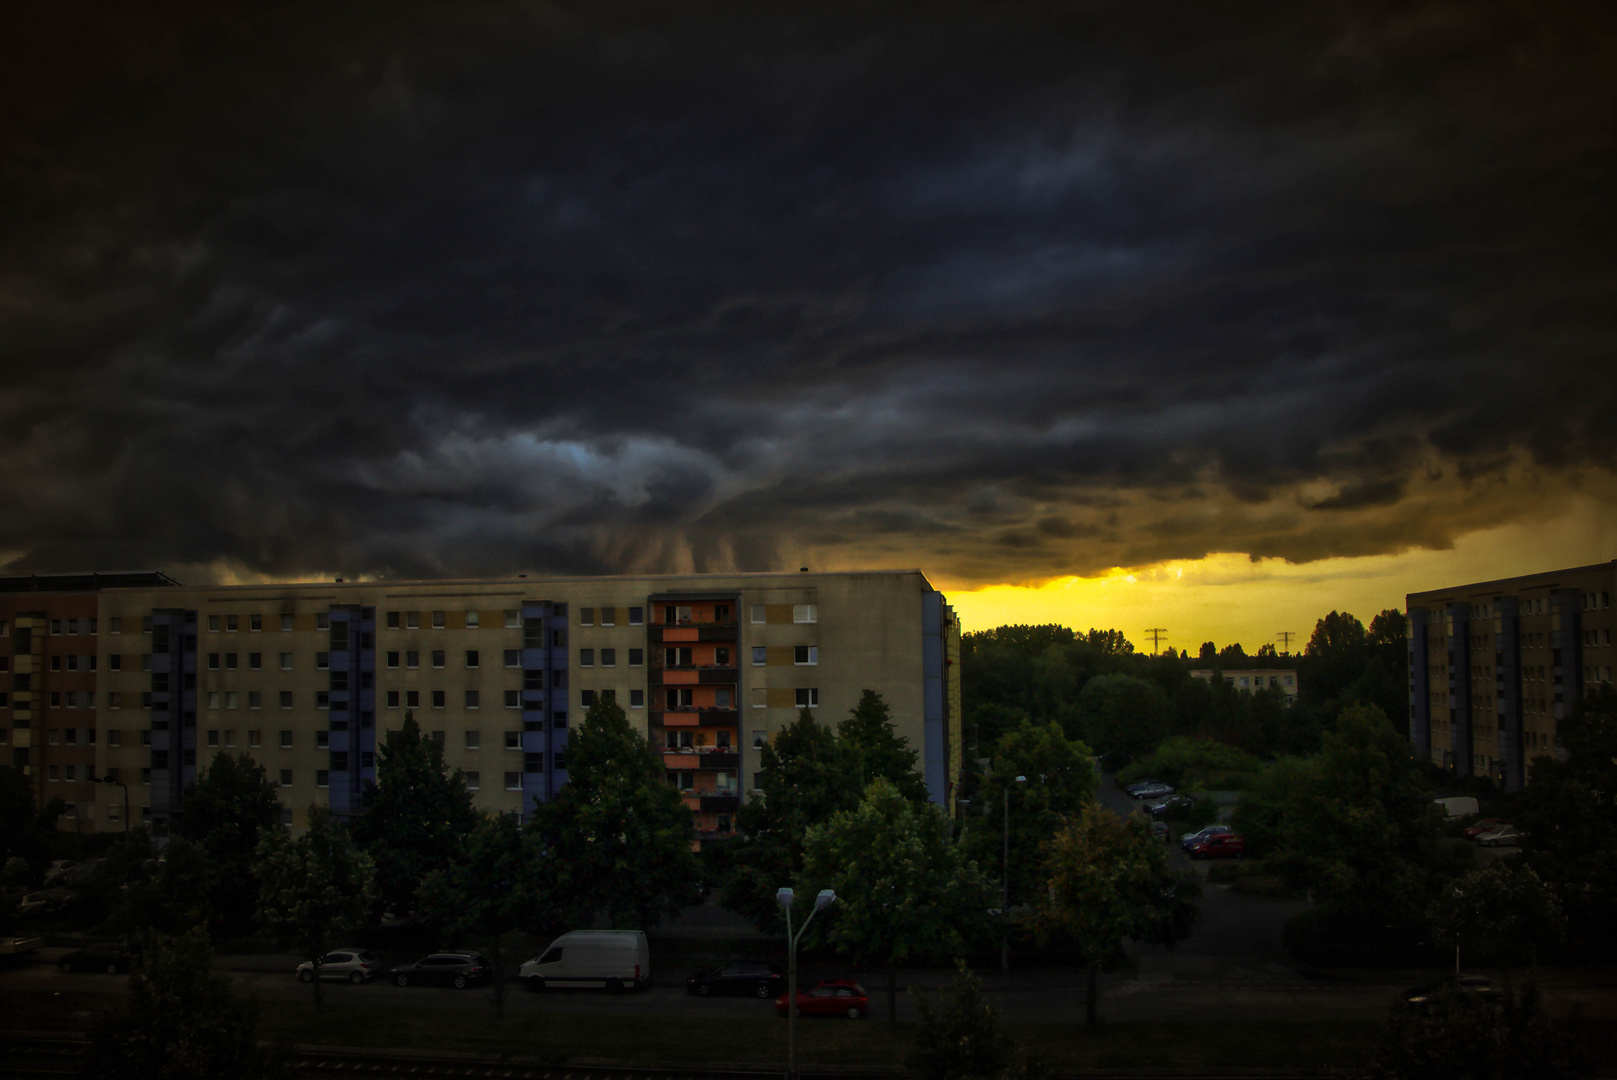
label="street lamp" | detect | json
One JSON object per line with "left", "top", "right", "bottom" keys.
{"left": 1002, "top": 775, "right": 1027, "bottom": 972}
{"left": 776, "top": 886, "right": 835, "bottom": 1080}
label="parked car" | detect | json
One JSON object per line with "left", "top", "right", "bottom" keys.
{"left": 687, "top": 960, "right": 785, "bottom": 998}
{"left": 58, "top": 942, "right": 136, "bottom": 974}
{"left": 1149, "top": 795, "right": 1195, "bottom": 819}
{"left": 1131, "top": 783, "right": 1175, "bottom": 800}
{"left": 1476, "top": 824, "right": 1523, "bottom": 847}
{"left": 776, "top": 979, "right": 870, "bottom": 1019}
{"left": 17, "top": 887, "right": 76, "bottom": 913}
{"left": 42, "top": 861, "right": 81, "bottom": 887}
{"left": 298, "top": 948, "right": 382, "bottom": 984}
{"left": 1402, "top": 974, "right": 1505, "bottom": 1011}
{"left": 520, "top": 930, "right": 650, "bottom": 992}
{"left": 1187, "top": 833, "right": 1246, "bottom": 859}
{"left": 390, "top": 952, "right": 491, "bottom": 988}
{"left": 1123, "top": 779, "right": 1164, "bottom": 794}
{"left": 1463, "top": 818, "right": 1511, "bottom": 840}
{"left": 1180, "top": 824, "right": 1231, "bottom": 851}
{"left": 1150, "top": 821, "right": 1171, "bottom": 841}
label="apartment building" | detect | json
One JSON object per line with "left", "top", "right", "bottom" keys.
{"left": 1407, "top": 560, "right": 1615, "bottom": 791}
{"left": 3, "top": 569, "right": 959, "bottom": 843}
{"left": 1187, "top": 668, "right": 1299, "bottom": 702}
{"left": 0, "top": 572, "right": 180, "bottom": 828}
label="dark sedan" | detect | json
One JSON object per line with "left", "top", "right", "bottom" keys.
{"left": 1149, "top": 795, "right": 1195, "bottom": 819}
{"left": 687, "top": 961, "right": 785, "bottom": 998}
{"left": 58, "top": 942, "right": 136, "bottom": 974}
{"left": 390, "top": 952, "right": 491, "bottom": 988}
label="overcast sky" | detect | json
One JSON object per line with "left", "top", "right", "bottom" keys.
{"left": 2, "top": 2, "right": 1613, "bottom": 603}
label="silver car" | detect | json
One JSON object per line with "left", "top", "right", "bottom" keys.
{"left": 296, "top": 948, "right": 383, "bottom": 984}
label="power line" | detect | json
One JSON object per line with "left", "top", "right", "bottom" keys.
{"left": 1276, "top": 630, "right": 1296, "bottom": 655}
{"left": 1144, "top": 627, "right": 1168, "bottom": 655}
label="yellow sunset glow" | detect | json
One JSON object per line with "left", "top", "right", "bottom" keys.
{"left": 945, "top": 496, "right": 1617, "bottom": 653}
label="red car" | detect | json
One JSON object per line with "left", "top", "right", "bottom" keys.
{"left": 775, "top": 979, "right": 869, "bottom": 1019}
{"left": 1462, "top": 818, "right": 1510, "bottom": 840}
{"left": 1188, "top": 833, "right": 1246, "bottom": 859}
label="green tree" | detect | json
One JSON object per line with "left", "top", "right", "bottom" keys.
{"left": 1517, "top": 683, "right": 1617, "bottom": 943}
{"left": 255, "top": 808, "right": 375, "bottom": 1010}
{"left": 352, "top": 712, "right": 480, "bottom": 921}
{"left": 722, "top": 709, "right": 861, "bottom": 931}
{"left": 1373, "top": 980, "right": 1591, "bottom": 1080}
{"left": 959, "top": 720, "right": 1094, "bottom": 911}
{"left": 837, "top": 690, "right": 929, "bottom": 802}
{"left": 531, "top": 697, "right": 700, "bottom": 928}
{"left": 1025, "top": 801, "right": 1200, "bottom": 1028}
{"left": 1074, "top": 674, "right": 1172, "bottom": 765}
{"left": 906, "top": 960, "right": 1015, "bottom": 1080}
{"left": 1234, "top": 705, "right": 1439, "bottom": 917}
{"left": 802, "top": 778, "right": 993, "bottom": 1026}
{"left": 172, "top": 753, "right": 283, "bottom": 939}
{"left": 0, "top": 765, "right": 62, "bottom": 882}
{"left": 418, "top": 813, "right": 549, "bottom": 1021}
{"left": 1427, "top": 861, "right": 1564, "bottom": 973}
{"left": 80, "top": 928, "right": 292, "bottom": 1080}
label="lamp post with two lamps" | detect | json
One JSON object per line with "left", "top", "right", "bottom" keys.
{"left": 776, "top": 886, "right": 835, "bottom": 1080}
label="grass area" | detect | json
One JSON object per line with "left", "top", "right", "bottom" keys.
{"left": 0, "top": 989, "right": 1383, "bottom": 1073}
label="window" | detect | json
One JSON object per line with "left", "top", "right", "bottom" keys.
{"left": 505, "top": 731, "right": 521, "bottom": 750}
{"left": 581, "top": 689, "right": 596, "bottom": 708}
{"left": 431, "top": 690, "right": 445, "bottom": 709}
{"left": 208, "top": 652, "right": 220, "bottom": 670}
{"left": 110, "top": 654, "right": 121, "bottom": 671}
{"left": 601, "top": 648, "right": 616, "bottom": 667}
{"left": 579, "top": 648, "right": 594, "bottom": 667}
{"left": 406, "top": 611, "right": 419, "bottom": 629}
{"left": 315, "top": 652, "right": 329, "bottom": 670}
{"left": 504, "top": 772, "right": 522, "bottom": 790}
{"left": 465, "top": 610, "right": 480, "bottom": 628}
{"left": 629, "top": 689, "right": 644, "bottom": 709}
{"left": 248, "top": 691, "right": 261, "bottom": 710}
{"left": 751, "top": 605, "right": 766, "bottom": 624}
{"left": 601, "top": 606, "right": 615, "bottom": 626}
{"left": 281, "top": 614, "right": 294, "bottom": 631}
{"left": 406, "top": 651, "right": 419, "bottom": 669}
{"left": 279, "top": 652, "right": 292, "bottom": 671}
{"left": 754, "top": 729, "right": 768, "bottom": 749}
{"left": 629, "top": 606, "right": 643, "bottom": 626}
{"left": 793, "top": 604, "right": 817, "bottom": 624}
{"left": 464, "top": 771, "right": 480, "bottom": 791}
{"left": 280, "top": 770, "right": 293, "bottom": 787}
{"left": 226, "top": 652, "right": 239, "bottom": 670}
{"left": 431, "top": 650, "right": 445, "bottom": 668}
{"left": 250, "top": 614, "right": 262, "bottom": 631}
{"left": 629, "top": 648, "right": 643, "bottom": 667}
{"left": 386, "top": 690, "right": 399, "bottom": 708}
{"left": 465, "top": 690, "right": 480, "bottom": 709}
{"left": 209, "top": 615, "right": 221, "bottom": 632}
{"left": 317, "top": 730, "right": 330, "bottom": 749}
{"left": 208, "top": 729, "right": 221, "bottom": 748}
{"left": 280, "top": 691, "right": 293, "bottom": 709}
{"left": 316, "top": 770, "right": 329, "bottom": 789}
{"left": 752, "top": 646, "right": 767, "bottom": 666}
{"left": 108, "top": 729, "right": 122, "bottom": 747}
{"left": 406, "top": 690, "right": 420, "bottom": 708}
{"left": 579, "top": 607, "right": 594, "bottom": 626}
{"left": 465, "top": 730, "right": 481, "bottom": 750}
{"left": 465, "top": 650, "right": 479, "bottom": 668}
{"left": 109, "top": 616, "right": 121, "bottom": 634}
{"left": 795, "top": 688, "right": 819, "bottom": 708}
{"left": 504, "top": 690, "right": 520, "bottom": 708}
{"left": 225, "top": 730, "right": 237, "bottom": 747}
{"left": 248, "top": 730, "right": 261, "bottom": 748}
{"left": 794, "top": 646, "right": 818, "bottom": 665}
{"left": 505, "top": 610, "right": 520, "bottom": 628}
{"left": 504, "top": 650, "right": 520, "bottom": 668}
{"left": 386, "top": 611, "right": 401, "bottom": 629}
{"left": 387, "top": 651, "right": 399, "bottom": 669}
{"left": 276, "top": 729, "right": 292, "bottom": 749}
{"left": 225, "top": 691, "right": 239, "bottom": 709}
{"left": 207, "top": 691, "right": 220, "bottom": 709}
{"left": 248, "top": 652, "right": 261, "bottom": 670}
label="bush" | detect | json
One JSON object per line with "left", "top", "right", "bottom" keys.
{"left": 1373, "top": 980, "right": 1591, "bottom": 1080}
{"left": 1117, "top": 737, "right": 1263, "bottom": 791}
{"left": 906, "top": 961, "right": 1014, "bottom": 1080}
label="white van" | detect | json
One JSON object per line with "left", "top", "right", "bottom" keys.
{"left": 518, "top": 930, "right": 650, "bottom": 992}
{"left": 1434, "top": 796, "right": 1480, "bottom": 820}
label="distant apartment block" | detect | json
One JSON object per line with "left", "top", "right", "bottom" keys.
{"left": 1407, "top": 561, "right": 1615, "bottom": 791}
{"left": 1188, "top": 668, "right": 1298, "bottom": 702}
{"left": 0, "top": 570, "right": 961, "bottom": 845}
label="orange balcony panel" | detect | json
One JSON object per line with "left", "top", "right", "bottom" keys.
{"left": 664, "top": 753, "right": 701, "bottom": 769}
{"left": 663, "top": 669, "right": 698, "bottom": 685}
{"left": 664, "top": 713, "right": 700, "bottom": 727}
{"left": 663, "top": 627, "right": 700, "bottom": 642}
{"left": 682, "top": 795, "right": 701, "bottom": 811}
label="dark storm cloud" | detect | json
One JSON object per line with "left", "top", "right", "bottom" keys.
{"left": 1, "top": 1, "right": 1613, "bottom": 585}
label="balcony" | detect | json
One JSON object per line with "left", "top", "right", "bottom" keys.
{"left": 654, "top": 707, "right": 739, "bottom": 727}
{"left": 661, "top": 750, "right": 739, "bottom": 770}
{"left": 700, "top": 794, "right": 740, "bottom": 813}
{"left": 648, "top": 663, "right": 738, "bottom": 687}
{"left": 648, "top": 623, "right": 738, "bottom": 643}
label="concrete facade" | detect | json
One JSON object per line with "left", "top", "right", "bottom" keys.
{"left": 3, "top": 569, "right": 959, "bottom": 842}
{"left": 1407, "top": 561, "right": 1616, "bottom": 790}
